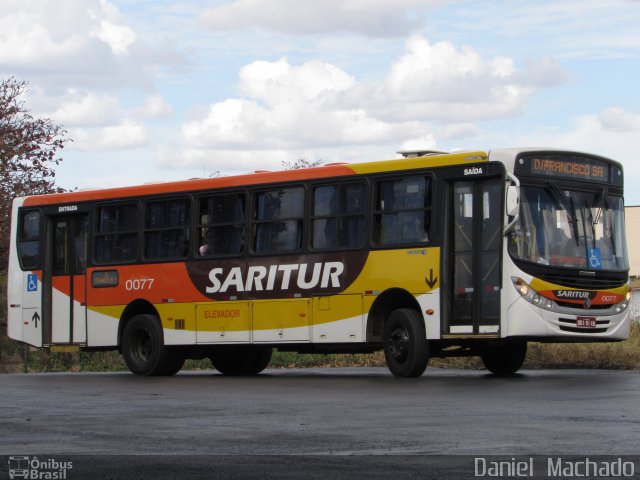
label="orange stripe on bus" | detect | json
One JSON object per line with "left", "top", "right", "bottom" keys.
{"left": 22, "top": 164, "right": 357, "bottom": 206}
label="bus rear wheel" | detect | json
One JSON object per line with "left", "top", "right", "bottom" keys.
{"left": 122, "top": 314, "right": 185, "bottom": 376}
{"left": 383, "top": 308, "right": 429, "bottom": 378}
{"left": 210, "top": 345, "right": 272, "bottom": 375}
{"left": 481, "top": 340, "right": 527, "bottom": 376}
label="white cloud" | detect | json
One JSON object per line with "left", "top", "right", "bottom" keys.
{"left": 200, "top": 0, "right": 448, "bottom": 37}
{"left": 90, "top": 19, "right": 136, "bottom": 56}
{"left": 157, "top": 145, "right": 296, "bottom": 174}
{"left": 239, "top": 58, "right": 356, "bottom": 106}
{"left": 71, "top": 119, "right": 148, "bottom": 151}
{"left": 88, "top": 0, "right": 136, "bottom": 56}
{"left": 0, "top": 1, "right": 122, "bottom": 65}
{"left": 0, "top": 10, "right": 85, "bottom": 67}
{"left": 373, "top": 35, "right": 553, "bottom": 122}
{"left": 181, "top": 92, "right": 414, "bottom": 152}
{"left": 134, "top": 94, "right": 174, "bottom": 119}
{"left": 398, "top": 133, "right": 438, "bottom": 153}
{"left": 522, "top": 57, "right": 568, "bottom": 87}
{"left": 0, "top": 1, "right": 184, "bottom": 156}
{"left": 180, "top": 57, "right": 422, "bottom": 153}
{"left": 52, "top": 92, "right": 124, "bottom": 127}
{"left": 49, "top": 91, "right": 170, "bottom": 152}
{"left": 183, "top": 98, "right": 271, "bottom": 149}
{"left": 0, "top": 0, "right": 181, "bottom": 91}
{"left": 171, "top": 35, "right": 562, "bottom": 168}
{"left": 598, "top": 107, "right": 640, "bottom": 132}
{"left": 386, "top": 36, "right": 505, "bottom": 102}
{"left": 438, "top": 123, "right": 480, "bottom": 140}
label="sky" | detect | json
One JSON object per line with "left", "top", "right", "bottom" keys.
{"left": 1, "top": 0, "right": 640, "bottom": 204}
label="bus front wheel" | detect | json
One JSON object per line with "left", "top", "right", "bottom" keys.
{"left": 122, "top": 314, "right": 185, "bottom": 376}
{"left": 481, "top": 340, "right": 527, "bottom": 376}
{"left": 210, "top": 345, "right": 272, "bottom": 375}
{"left": 383, "top": 308, "right": 429, "bottom": 378}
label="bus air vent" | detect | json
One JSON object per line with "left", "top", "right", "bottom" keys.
{"left": 397, "top": 150, "right": 448, "bottom": 158}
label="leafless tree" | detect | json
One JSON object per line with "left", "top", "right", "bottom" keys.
{"left": 281, "top": 158, "right": 323, "bottom": 170}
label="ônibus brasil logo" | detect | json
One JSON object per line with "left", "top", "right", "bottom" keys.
{"left": 8, "top": 456, "right": 73, "bottom": 479}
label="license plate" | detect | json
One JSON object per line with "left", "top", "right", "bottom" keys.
{"left": 576, "top": 316, "right": 597, "bottom": 328}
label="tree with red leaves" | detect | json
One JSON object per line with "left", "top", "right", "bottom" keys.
{"left": 0, "top": 78, "right": 69, "bottom": 269}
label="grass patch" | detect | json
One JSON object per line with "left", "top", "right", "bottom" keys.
{"left": 525, "top": 321, "right": 640, "bottom": 369}
{"left": 0, "top": 342, "right": 127, "bottom": 373}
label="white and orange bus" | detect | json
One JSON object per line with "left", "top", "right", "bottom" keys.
{"left": 7, "top": 148, "right": 631, "bottom": 377}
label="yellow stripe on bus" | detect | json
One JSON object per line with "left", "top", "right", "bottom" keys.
{"left": 349, "top": 151, "right": 488, "bottom": 175}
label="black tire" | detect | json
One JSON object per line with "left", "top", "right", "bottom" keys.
{"left": 122, "top": 314, "right": 186, "bottom": 376}
{"left": 161, "top": 348, "right": 187, "bottom": 376}
{"left": 481, "top": 340, "right": 527, "bottom": 376}
{"left": 383, "top": 308, "right": 429, "bottom": 378}
{"left": 210, "top": 345, "right": 272, "bottom": 376}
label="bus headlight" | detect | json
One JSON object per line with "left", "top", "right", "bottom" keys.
{"left": 614, "top": 291, "right": 631, "bottom": 313}
{"left": 512, "top": 277, "right": 554, "bottom": 309}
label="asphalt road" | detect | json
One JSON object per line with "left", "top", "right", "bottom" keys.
{"left": 1, "top": 368, "right": 639, "bottom": 479}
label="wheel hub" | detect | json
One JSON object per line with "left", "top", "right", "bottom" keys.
{"left": 133, "top": 330, "right": 152, "bottom": 361}
{"left": 388, "top": 326, "right": 410, "bottom": 362}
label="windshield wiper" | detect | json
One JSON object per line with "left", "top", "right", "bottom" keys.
{"left": 546, "top": 181, "right": 580, "bottom": 245}
{"left": 592, "top": 186, "right": 608, "bottom": 225}
{"left": 584, "top": 199, "right": 598, "bottom": 249}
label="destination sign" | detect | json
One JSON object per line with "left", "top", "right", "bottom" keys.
{"left": 530, "top": 157, "right": 608, "bottom": 181}
{"left": 515, "top": 154, "right": 622, "bottom": 185}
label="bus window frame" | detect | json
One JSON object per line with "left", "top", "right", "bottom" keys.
{"left": 250, "top": 184, "right": 307, "bottom": 256}
{"left": 308, "top": 178, "right": 369, "bottom": 253}
{"left": 141, "top": 195, "right": 192, "bottom": 262}
{"left": 370, "top": 172, "right": 434, "bottom": 249}
{"left": 195, "top": 189, "right": 247, "bottom": 259}
{"left": 16, "top": 208, "right": 43, "bottom": 271}
{"left": 93, "top": 200, "right": 141, "bottom": 265}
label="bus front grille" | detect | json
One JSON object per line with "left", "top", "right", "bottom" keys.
{"left": 537, "top": 273, "right": 626, "bottom": 290}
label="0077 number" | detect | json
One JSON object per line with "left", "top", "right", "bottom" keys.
{"left": 125, "top": 278, "right": 155, "bottom": 291}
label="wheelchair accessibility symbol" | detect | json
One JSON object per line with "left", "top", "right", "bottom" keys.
{"left": 27, "top": 274, "right": 38, "bottom": 292}
{"left": 588, "top": 248, "right": 602, "bottom": 270}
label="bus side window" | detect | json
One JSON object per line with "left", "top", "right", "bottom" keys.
{"left": 311, "top": 182, "right": 366, "bottom": 250}
{"left": 18, "top": 210, "right": 41, "bottom": 270}
{"left": 312, "top": 186, "right": 338, "bottom": 249}
{"left": 95, "top": 203, "right": 139, "bottom": 263}
{"left": 253, "top": 187, "right": 304, "bottom": 253}
{"left": 197, "top": 193, "right": 245, "bottom": 257}
{"left": 143, "top": 198, "right": 190, "bottom": 260}
{"left": 373, "top": 176, "right": 431, "bottom": 246}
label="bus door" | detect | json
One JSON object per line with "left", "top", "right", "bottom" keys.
{"left": 446, "top": 178, "right": 502, "bottom": 335}
{"left": 44, "top": 214, "right": 88, "bottom": 345}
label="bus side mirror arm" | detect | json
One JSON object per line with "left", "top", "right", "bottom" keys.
{"left": 504, "top": 173, "right": 520, "bottom": 235}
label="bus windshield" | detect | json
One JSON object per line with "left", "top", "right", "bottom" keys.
{"left": 509, "top": 184, "right": 628, "bottom": 271}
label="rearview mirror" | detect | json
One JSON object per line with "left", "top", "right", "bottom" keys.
{"left": 506, "top": 185, "right": 519, "bottom": 216}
